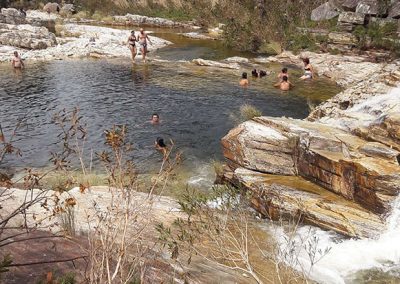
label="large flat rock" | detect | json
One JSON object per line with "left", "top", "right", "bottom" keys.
{"left": 223, "top": 167, "right": 385, "bottom": 238}
{"left": 222, "top": 116, "right": 400, "bottom": 214}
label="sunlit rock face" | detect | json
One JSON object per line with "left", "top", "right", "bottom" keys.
{"left": 221, "top": 57, "right": 400, "bottom": 238}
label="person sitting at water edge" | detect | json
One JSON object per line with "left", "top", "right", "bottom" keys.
{"left": 155, "top": 137, "right": 168, "bottom": 157}
{"left": 240, "top": 72, "right": 249, "bottom": 86}
{"left": 11, "top": 51, "right": 24, "bottom": 69}
{"left": 274, "top": 76, "right": 293, "bottom": 91}
{"left": 151, "top": 113, "right": 160, "bottom": 125}
{"left": 278, "top": 67, "right": 289, "bottom": 81}
{"left": 300, "top": 58, "right": 314, "bottom": 80}
{"left": 127, "top": 31, "right": 138, "bottom": 62}
{"left": 138, "top": 28, "right": 152, "bottom": 63}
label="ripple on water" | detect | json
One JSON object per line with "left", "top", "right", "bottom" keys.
{"left": 0, "top": 59, "right": 339, "bottom": 172}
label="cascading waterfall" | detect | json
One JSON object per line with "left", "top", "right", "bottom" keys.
{"left": 273, "top": 196, "right": 400, "bottom": 284}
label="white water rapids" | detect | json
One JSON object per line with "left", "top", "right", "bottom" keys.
{"left": 273, "top": 196, "right": 400, "bottom": 284}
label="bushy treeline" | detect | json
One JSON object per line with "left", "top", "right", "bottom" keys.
{"left": 1, "top": 0, "right": 327, "bottom": 53}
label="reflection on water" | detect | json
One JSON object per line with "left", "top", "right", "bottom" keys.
{"left": 0, "top": 58, "right": 339, "bottom": 173}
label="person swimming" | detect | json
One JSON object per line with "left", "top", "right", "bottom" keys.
{"left": 259, "top": 70, "right": 267, "bottom": 77}
{"left": 251, "top": 69, "right": 259, "bottom": 78}
{"left": 155, "top": 137, "right": 168, "bottom": 157}
{"left": 127, "top": 31, "right": 137, "bottom": 62}
{"left": 151, "top": 113, "right": 160, "bottom": 125}
{"left": 240, "top": 72, "right": 249, "bottom": 86}
{"left": 138, "top": 28, "right": 152, "bottom": 63}
{"left": 278, "top": 67, "right": 288, "bottom": 81}
{"left": 274, "top": 75, "right": 293, "bottom": 91}
{"left": 300, "top": 58, "right": 313, "bottom": 80}
{"left": 11, "top": 51, "right": 24, "bottom": 69}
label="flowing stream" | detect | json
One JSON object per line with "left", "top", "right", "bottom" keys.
{"left": 272, "top": 196, "right": 400, "bottom": 284}
{"left": 3, "top": 29, "right": 397, "bottom": 283}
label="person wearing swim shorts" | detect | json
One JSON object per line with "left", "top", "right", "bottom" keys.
{"left": 138, "top": 28, "right": 152, "bottom": 63}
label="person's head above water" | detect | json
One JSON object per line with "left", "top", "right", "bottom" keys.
{"left": 282, "top": 67, "right": 288, "bottom": 73}
{"left": 242, "top": 72, "right": 248, "bottom": 79}
{"left": 259, "top": 70, "right": 267, "bottom": 77}
{"left": 156, "top": 137, "right": 166, "bottom": 148}
{"left": 282, "top": 75, "right": 288, "bottom": 82}
{"left": 151, "top": 113, "right": 160, "bottom": 124}
{"left": 251, "top": 69, "right": 258, "bottom": 77}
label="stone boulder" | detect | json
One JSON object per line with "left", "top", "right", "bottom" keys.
{"left": 0, "top": 24, "right": 57, "bottom": 49}
{"left": 328, "top": 31, "right": 358, "bottom": 44}
{"left": 61, "top": 4, "right": 76, "bottom": 15}
{"left": 113, "top": 14, "right": 182, "bottom": 27}
{"left": 43, "top": 2, "right": 60, "bottom": 14}
{"left": 222, "top": 116, "right": 400, "bottom": 214}
{"left": 311, "top": 1, "right": 342, "bottom": 21}
{"left": 192, "top": 58, "right": 240, "bottom": 69}
{"left": 389, "top": 1, "right": 400, "bottom": 19}
{"left": 342, "top": 0, "right": 362, "bottom": 11}
{"left": 338, "top": 11, "right": 365, "bottom": 24}
{"left": 221, "top": 167, "right": 386, "bottom": 238}
{"left": 355, "top": 0, "right": 382, "bottom": 16}
{"left": 0, "top": 8, "right": 26, "bottom": 25}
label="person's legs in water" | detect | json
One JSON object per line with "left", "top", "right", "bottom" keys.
{"left": 129, "top": 45, "right": 137, "bottom": 62}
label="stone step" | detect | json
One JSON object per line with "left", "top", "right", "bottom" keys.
{"left": 222, "top": 167, "right": 386, "bottom": 238}
{"left": 221, "top": 116, "right": 400, "bottom": 215}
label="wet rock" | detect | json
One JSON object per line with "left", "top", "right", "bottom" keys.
{"left": 0, "top": 24, "right": 57, "bottom": 49}
{"left": 223, "top": 56, "right": 249, "bottom": 63}
{"left": 43, "top": 2, "right": 60, "bottom": 14}
{"left": 311, "top": 1, "right": 342, "bottom": 21}
{"left": 180, "top": 32, "right": 216, "bottom": 40}
{"left": 222, "top": 167, "right": 386, "bottom": 238}
{"left": 192, "top": 58, "right": 240, "bottom": 69}
{"left": 222, "top": 116, "right": 400, "bottom": 214}
{"left": 389, "top": 1, "right": 400, "bottom": 19}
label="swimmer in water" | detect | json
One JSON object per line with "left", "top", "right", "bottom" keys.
{"left": 278, "top": 67, "right": 289, "bottom": 81}
{"left": 155, "top": 137, "right": 168, "bottom": 157}
{"left": 151, "top": 113, "right": 160, "bottom": 125}
{"left": 11, "top": 51, "right": 24, "bottom": 69}
{"left": 240, "top": 72, "right": 249, "bottom": 86}
{"left": 137, "top": 28, "right": 152, "bottom": 63}
{"left": 127, "top": 31, "right": 138, "bottom": 62}
{"left": 274, "top": 75, "right": 293, "bottom": 91}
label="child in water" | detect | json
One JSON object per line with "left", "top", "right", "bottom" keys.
{"left": 278, "top": 67, "right": 289, "bottom": 81}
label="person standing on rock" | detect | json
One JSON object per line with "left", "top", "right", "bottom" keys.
{"left": 137, "top": 28, "right": 152, "bottom": 63}
{"left": 127, "top": 31, "right": 138, "bottom": 62}
{"left": 11, "top": 51, "right": 24, "bottom": 69}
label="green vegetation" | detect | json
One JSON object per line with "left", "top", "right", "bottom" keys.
{"left": 353, "top": 22, "right": 400, "bottom": 56}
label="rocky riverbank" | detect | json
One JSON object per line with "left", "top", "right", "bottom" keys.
{"left": 220, "top": 52, "right": 400, "bottom": 238}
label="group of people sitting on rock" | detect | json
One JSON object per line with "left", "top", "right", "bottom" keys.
{"left": 240, "top": 57, "right": 314, "bottom": 91}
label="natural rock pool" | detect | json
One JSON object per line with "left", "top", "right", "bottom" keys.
{"left": 0, "top": 39, "right": 339, "bottom": 175}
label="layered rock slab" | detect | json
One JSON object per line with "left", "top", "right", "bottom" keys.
{"left": 221, "top": 167, "right": 385, "bottom": 238}
{"left": 221, "top": 117, "right": 400, "bottom": 215}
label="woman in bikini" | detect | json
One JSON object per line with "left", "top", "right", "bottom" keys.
{"left": 127, "top": 31, "right": 137, "bottom": 62}
{"left": 138, "top": 28, "right": 152, "bottom": 63}
{"left": 300, "top": 58, "right": 314, "bottom": 80}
